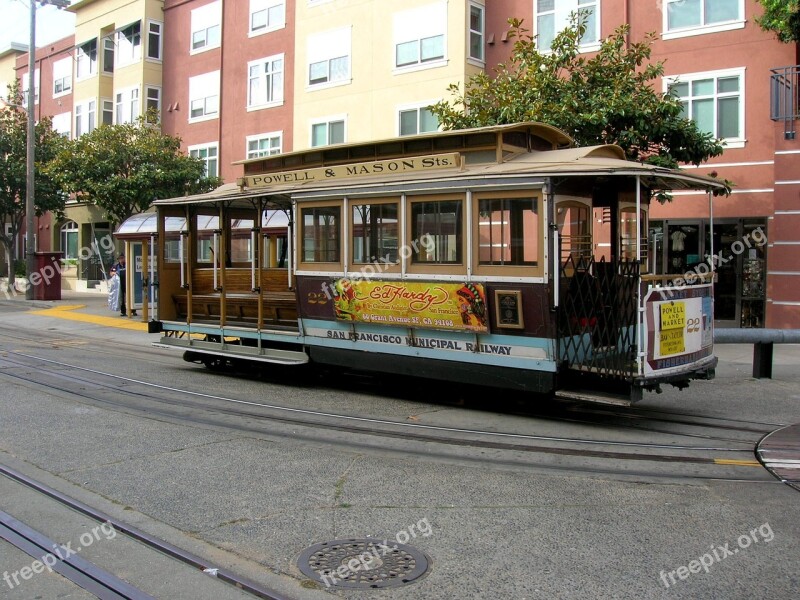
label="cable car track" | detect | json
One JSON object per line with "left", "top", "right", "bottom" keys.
{"left": 0, "top": 322, "right": 783, "bottom": 442}
{"left": 0, "top": 351, "right": 775, "bottom": 483}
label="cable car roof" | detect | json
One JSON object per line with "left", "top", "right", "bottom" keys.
{"left": 153, "top": 124, "right": 728, "bottom": 209}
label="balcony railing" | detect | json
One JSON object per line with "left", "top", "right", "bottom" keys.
{"left": 770, "top": 66, "right": 800, "bottom": 139}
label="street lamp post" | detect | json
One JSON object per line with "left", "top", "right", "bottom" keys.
{"left": 25, "top": 0, "right": 70, "bottom": 300}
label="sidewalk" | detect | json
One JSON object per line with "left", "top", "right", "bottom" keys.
{"left": 0, "top": 290, "right": 149, "bottom": 331}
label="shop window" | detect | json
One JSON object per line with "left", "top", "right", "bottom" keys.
{"left": 60, "top": 221, "right": 79, "bottom": 260}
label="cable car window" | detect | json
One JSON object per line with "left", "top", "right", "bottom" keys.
{"left": 411, "top": 200, "right": 462, "bottom": 264}
{"left": 302, "top": 206, "right": 340, "bottom": 262}
{"left": 620, "top": 207, "right": 648, "bottom": 268}
{"left": 196, "top": 215, "right": 219, "bottom": 263}
{"left": 230, "top": 218, "right": 254, "bottom": 263}
{"left": 352, "top": 203, "right": 399, "bottom": 264}
{"left": 478, "top": 197, "right": 538, "bottom": 265}
{"left": 557, "top": 203, "right": 591, "bottom": 263}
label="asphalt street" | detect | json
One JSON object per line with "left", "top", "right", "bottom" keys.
{"left": 0, "top": 293, "right": 798, "bottom": 599}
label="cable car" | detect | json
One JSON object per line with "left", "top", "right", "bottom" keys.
{"left": 147, "top": 122, "right": 726, "bottom": 405}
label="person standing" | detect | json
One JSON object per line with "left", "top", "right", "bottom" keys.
{"left": 113, "top": 254, "right": 127, "bottom": 316}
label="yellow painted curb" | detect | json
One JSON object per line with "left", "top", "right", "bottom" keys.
{"left": 29, "top": 304, "right": 149, "bottom": 332}
{"left": 713, "top": 458, "right": 762, "bottom": 467}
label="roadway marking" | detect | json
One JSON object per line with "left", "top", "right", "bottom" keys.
{"left": 713, "top": 458, "right": 762, "bottom": 467}
{"left": 29, "top": 305, "right": 148, "bottom": 332}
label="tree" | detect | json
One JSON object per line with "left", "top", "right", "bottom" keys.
{"left": 430, "top": 17, "right": 725, "bottom": 170}
{"left": 0, "top": 80, "right": 67, "bottom": 291}
{"left": 755, "top": 0, "right": 800, "bottom": 43}
{"left": 48, "top": 112, "right": 220, "bottom": 226}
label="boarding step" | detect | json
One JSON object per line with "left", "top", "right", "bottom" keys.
{"left": 554, "top": 388, "right": 634, "bottom": 407}
{"left": 154, "top": 336, "right": 309, "bottom": 365}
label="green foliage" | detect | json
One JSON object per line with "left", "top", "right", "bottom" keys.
{"left": 0, "top": 79, "right": 68, "bottom": 284}
{"left": 14, "top": 260, "right": 26, "bottom": 277}
{"left": 430, "top": 16, "right": 725, "bottom": 170}
{"left": 755, "top": 0, "right": 800, "bottom": 43}
{"left": 48, "top": 111, "right": 221, "bottom": 225}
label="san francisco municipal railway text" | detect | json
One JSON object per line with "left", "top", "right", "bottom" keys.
{"left": 325, "top": 330, "right": 511, "bottom": 354}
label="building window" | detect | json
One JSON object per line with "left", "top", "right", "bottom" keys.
{"left": 411, "top": 200, "right": 462, "bottom": 264}
{"left": 248, "top": 54, "right": 284, "bottom": 109}
{"left": 102, "top": 36, "right": 114, "bottom": 74}
{"left": 60, "top": 221, "right": 79, "bottom": 260}
{"left": 536, "top": 0, "right": 599, "bottom": 51}
{"left": 468, "top": 3, "right": 485, "bottom": 62}
{"left": 76, "top": 39, "right": 97, "bottom": 80}
{"left": 102, "top": 99, "right": 113, "bottom": 125}
{"left": 478, "top": 197, "right": 539, "bottom": 266}
{"left": 246, "top": 132, "right": 282, "bottom": 158}
{"left": 191, "top": 1, "right": 221, "bottom": 53}
{"left": 22, "top": 70, "right": 39, "bottom": 105}
{"left": 147, "top": 21, "right": 163, "bottom": 60}
{"left": 250, "top": 0, "right": 285, "bottom": 35}
{"left": 307, "top": 27, "right": 351, "bottom": 87}
{"left": 145, "top": 86, "right": 161, "bottom": 122}
{"left": 667, "top": 70, "right": 744, "bottom": 143}
{"left": 51, "top": 112, "right": 71, "bottom": 138}
{"left": 394, "top": 3, "right": 447, "bottom": 69}
{"left": 75, "top": 100, "right": 96, "bottom": 137}
{"left": 352, "top": 203, "right": 399, "bottom": 264}
{"left": 311, "top": 118, "right": 345, "bottom": 147}
{"left": 302, "top": 206, "right": 340, "bottom": 263}
{"left": 189, "top": 143, "right": 219, "bottom": 178}
{"left": 115, "top": 87, "right": 140, "bottom": 124}
{"left": 399, "top": 106, "right": 439, "bottom": 136}
{"left": 52, "top": 57, "right": 72, "bottom": 97}
{"left": 666, "top": 0, "right": 742, "bottom": 32}
{"left": 189, "top": 71, "right": 220, "bottom": 122}
{"left": 116, "top": 21, "right": 142, "bottom": 67}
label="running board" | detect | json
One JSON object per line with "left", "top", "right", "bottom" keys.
{"left": 554, "top": 389, "right": 634, "bottom": 407}
{"left": 154, "top": 337, "right": 309, "bottom": 365}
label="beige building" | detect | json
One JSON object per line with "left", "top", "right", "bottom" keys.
{"left": 60, "top": 0, "right": 165, "bottom": 288}
{"left": 293, "top": 0, "right": 486, "bottom": 148}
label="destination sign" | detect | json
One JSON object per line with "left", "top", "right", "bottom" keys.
{"left": 660, "top": 301, "right": 686, "bottom": 331}
{"left": 240, "top": 153, "right": 461, "bottom": 189}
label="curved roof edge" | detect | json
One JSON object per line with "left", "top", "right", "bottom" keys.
{"left": 233, "top": 122, "right": 574, "bottom": 167}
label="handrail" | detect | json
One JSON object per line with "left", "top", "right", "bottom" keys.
{"left": 714, "top": 328, "right": 800, "bottom": 378}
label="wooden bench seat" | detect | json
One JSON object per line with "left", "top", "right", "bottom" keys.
{"left": 172, "top": 291, "right": 297, "bottom": 325}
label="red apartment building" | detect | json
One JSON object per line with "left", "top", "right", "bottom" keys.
{"left": 161, "top": 0, "right": 295, "bottom": 184}
{"left": 13, "top": 35, "right": 76, "bottom": 257}
{"left": 485, "top": 0, "right": 800, "bottom": 329}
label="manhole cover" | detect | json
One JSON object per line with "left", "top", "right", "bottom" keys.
{"left": 298, "top": 538, "right": 430, "bottom": 589}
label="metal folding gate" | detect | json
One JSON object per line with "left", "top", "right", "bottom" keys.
{"left": 558, "top": 256, "right": 640, "bottom": 379}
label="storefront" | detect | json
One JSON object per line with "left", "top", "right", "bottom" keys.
{"left": 650, "top": 218, "right": 767, "bottom": 328}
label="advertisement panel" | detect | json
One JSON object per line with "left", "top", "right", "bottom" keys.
{"left": 331, "top": 279, "right": 488, "bottom": 333}
{"left": 643, "top": 284, "right": 714, "bottom": 376}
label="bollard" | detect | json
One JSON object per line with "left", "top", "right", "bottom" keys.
{"left": 714, "top": 329, "right": 800, "bottom": 379}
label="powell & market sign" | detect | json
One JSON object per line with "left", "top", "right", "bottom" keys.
{"left": 239, "top": 153, "right": 461, "bottom": 189}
